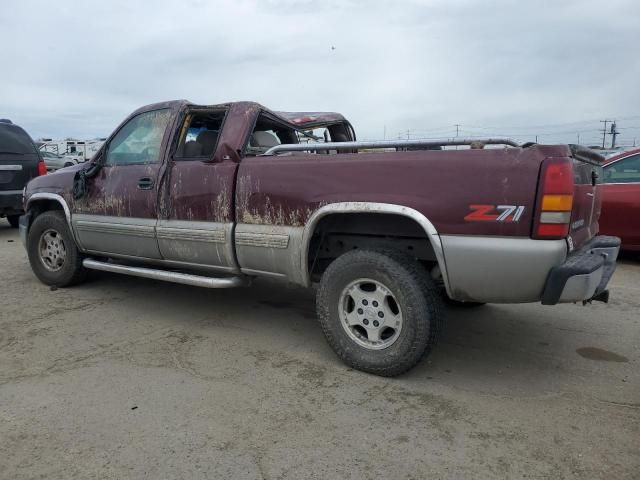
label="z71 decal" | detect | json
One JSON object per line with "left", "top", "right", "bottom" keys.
{"left": 464, "top": 204, "right": 525, "bottom": 222}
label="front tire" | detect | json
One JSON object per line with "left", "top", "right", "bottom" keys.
{"left": 316, "top": 249, "right": 444, "bottom": 377}
{"left": 27, "top": 210, "right": 87, "bottom": 287}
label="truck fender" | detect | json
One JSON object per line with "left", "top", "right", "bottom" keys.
{"left": 300, "top": 202, "right": 452, "bottom": 296}
{"left": 25, "top": 193, "right": 80, "bottom": 246}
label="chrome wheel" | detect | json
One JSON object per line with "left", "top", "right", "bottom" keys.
{"left": 338, "top": 278, "right": 403, "bottom": 350}
{"left": 38, "top": 229, "right": 66, "bottom": 272}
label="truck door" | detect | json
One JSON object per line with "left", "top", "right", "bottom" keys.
{"left": 72, "top": 108, "right": 173, "bottom": 259}
{"left": 157, "top": 107, "right": 239, "bottom": 273}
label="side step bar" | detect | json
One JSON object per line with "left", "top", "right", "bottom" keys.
{"left": 82, "top": 259, "right": 247, "bottom": 289}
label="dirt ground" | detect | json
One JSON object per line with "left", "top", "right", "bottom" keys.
{"left": 0, "top": 220, "right": 638, "bottom": 479}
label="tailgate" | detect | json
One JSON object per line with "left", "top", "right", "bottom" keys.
{"left": 567, "top": 145, "right": 604, "bottom": 250}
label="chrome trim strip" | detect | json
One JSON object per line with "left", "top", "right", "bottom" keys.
{"left": 236, "top": 231, "right": 289, "bottom": 249}
{"left": 156, "top": 226, "right": 226, "bottom": 243}
{"left": 0, "top": 190, "right": 22, "bottom": 195}
{"left": 300, "top": 202, "right": 451, "bottom": 294}
{"left": 0, "top": 165, "right": 22, "bottom": 171}
{"left": 75, "top": 220, "right": 155, "bottom": 238}
{"left": 83, "top": 258, "right": 247, "bottom": 288}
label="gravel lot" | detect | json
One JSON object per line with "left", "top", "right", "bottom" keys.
{"left": 1, "top": 220, "right": 638, "bottom": 479}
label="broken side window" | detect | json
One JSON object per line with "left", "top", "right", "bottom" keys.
{"left": 245, "top": 114, "right": 299, "bottom": 156}
{"left": 105, "top": 108, "right": 172, "bottom": 166}
{"left": 174, "top": 109, "right": 227, "bottom": 160}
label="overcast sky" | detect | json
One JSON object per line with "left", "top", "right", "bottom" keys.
{"left": 1, "top": 0, "right": 639, "bottom": 146}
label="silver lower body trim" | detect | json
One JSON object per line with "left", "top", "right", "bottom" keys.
{"left": 73, "top": 214, "right": 161, "bottom": 259}
{"left": 440, "top": 235, "right": 567, "bottom": 303}
{"left": 156, "top": 219, "right": 238, "bottom": 273}
{"left": 235, "top": 223, "right": 304, "bottom": 283}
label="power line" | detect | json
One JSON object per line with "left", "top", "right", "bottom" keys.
{"left": 389, "top": 118, "right": 640, "bottom": 146}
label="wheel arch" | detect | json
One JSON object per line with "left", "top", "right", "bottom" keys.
{"left": 25, "top": 193, "right": 79, "bottom": 245}
{"left": 300, "top": 202, "right": 451, "bottom": 296}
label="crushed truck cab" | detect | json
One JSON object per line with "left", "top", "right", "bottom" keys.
{"left": 20, "top": 100, "right": 620, "bottom": 376}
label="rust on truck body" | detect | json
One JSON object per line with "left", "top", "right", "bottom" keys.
{"left": 20, "top": 100, "right": 621, "bottom": 377}
{"left": 24, "top": 100, "right": 601, "bottom": 264}
{"left": 236, "top": 147, "right": 553, "bottom": 236}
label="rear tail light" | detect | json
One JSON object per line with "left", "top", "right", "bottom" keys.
{"left": 37, "top": 160, "right": 47, "bottom": 176}
{"left": 534, "top": 158, "right": 574, "bottom": 239}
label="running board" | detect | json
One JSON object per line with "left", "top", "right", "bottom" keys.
{"left": 82, "top": 259, "right": 247, "bottom": 288}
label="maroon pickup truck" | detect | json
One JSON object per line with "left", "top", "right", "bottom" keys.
{"left": 20, "top": 100, "right": 620, "bottom": 376}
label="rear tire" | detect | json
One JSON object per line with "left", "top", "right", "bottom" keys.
{"left": 316, "top": 249, "right": 444, "bottom": 377}
{"left": 27, "top": 210, "right": 87, "bottom": 287}
{"left": 7, "top": 215, "right": 19, "bottom": 228}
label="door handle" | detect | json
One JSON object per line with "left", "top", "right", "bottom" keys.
{"left": 137, "top": 177, "right": 154, "bottom": 190}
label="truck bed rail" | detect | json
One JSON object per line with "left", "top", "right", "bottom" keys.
{"left": 569, "top": 144, "right": 605, "bottom": 165}
{"left": 263, "top": 138, "right": 520, "bottom": 155}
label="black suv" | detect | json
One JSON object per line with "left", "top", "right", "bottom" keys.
{"left": 0, "top": 119, "right": 44, "bottom": 227}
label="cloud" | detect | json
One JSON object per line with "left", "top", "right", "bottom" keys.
{"left": 1, "top": 0, "right": 638, "bottom": 146}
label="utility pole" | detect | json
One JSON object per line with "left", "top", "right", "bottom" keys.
{"left": 454, "top": 124, "right": 461, "bottom": 137}
{"left": 600, "top": 120, "right": 612, "bottom": 148}
{"left": 577, "top": 133, "right": 580, "bottom": 145}
{"left": 610, "top": 121, "right": 619, "bottom": 149}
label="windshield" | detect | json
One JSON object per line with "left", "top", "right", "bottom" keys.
{"left": 0, "top": 124, "right": 37, "bottom": 155}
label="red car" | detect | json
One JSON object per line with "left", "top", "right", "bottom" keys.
{"left": 600, "top": 148, "right": 640, "bottom": 251}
